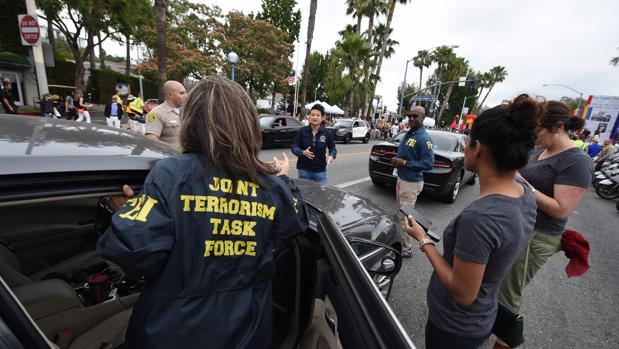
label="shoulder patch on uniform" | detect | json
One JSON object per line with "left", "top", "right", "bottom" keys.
{"left": 146, "top": 112, "right": 157, "bottom": 122}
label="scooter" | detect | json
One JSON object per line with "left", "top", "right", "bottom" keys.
{"left": 593, "top": 154, "right": 619, "bottom": 189}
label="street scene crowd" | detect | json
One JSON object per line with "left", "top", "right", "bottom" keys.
{"left": 2, "top": 0, "right": 619, "bottom": 348}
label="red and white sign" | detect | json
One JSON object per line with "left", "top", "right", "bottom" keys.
{"left": 18, "top": 14, "right": 42, "bottom": 46}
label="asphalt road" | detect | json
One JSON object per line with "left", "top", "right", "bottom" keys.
{"left": 261, "top": 140, "right": 619, "bottom": 349}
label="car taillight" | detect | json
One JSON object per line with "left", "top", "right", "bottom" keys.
{"left": 434, "top": 159, "right": 452, "bottom": 168}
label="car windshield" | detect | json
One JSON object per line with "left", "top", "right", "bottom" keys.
{"left": 333, "top": 120, "right": 353, "bottom": 127}
{"left": 259, "top": 116, "right": 276, "bottom": 127}
{"left": 393, "top": 131, "right": 458, "bottom": 151}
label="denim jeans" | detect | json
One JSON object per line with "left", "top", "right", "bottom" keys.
{"left": 425, "top": 319, "right": 487, "bottom": 349}
{"left": 298, "top": 169, "right": 328, "bottom": 185}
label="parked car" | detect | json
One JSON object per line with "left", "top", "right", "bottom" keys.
{"left": 260, "top": 115, "right": 304, "bottom": 148}
{"left": 369, "top": 130, "right": 477, "bottom": 203}
{"left": 0, "top": 115, "right": 411, "bottom": 349}
{"left": 329, "top": 118, "right": 371, "bottom": 144}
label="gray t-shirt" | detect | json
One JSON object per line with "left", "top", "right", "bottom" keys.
{"left": 520, "top": 147, "right": 593, "bottom": 235}
{"left": 427, "top": 185, "right": 536, "bottom": 338}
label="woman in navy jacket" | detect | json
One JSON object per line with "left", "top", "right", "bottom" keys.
{"left": 291, "top": 104, "right": 337, "bottom": 185}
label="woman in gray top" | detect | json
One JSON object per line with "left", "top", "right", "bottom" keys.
{"left": 403, "top": 95, "right": 541, "bottom": 349}
{"left": 495, "top": 101, "right": 594, "bottom": 348}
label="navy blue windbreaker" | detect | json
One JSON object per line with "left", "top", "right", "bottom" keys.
{"left": 396, "top": 126, "right": 434, "bottom": 182}
{"left": 291, "top": 124, "right": 337, "bottom": 172}
{"left": 96, "top": 153, "right": 308, "bottom": 349}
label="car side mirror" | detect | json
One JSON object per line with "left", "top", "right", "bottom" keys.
{"left": 348, "top": 238, "right": 402, "bottom": 277}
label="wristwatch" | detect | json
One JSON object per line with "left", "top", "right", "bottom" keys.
{"left": 417, "top": 237, "right": 435, "bottom": 252}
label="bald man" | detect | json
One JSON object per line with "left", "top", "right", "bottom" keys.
{"left": 145, "top": 80, "right": 187, "bottom": 150}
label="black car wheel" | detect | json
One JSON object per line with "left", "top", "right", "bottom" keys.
{"left": 443, "top": 173, "right": 463, "bottom": 204}
{"left": 344, "top": 134, "right": 352, "bottom": 144}
{"left": 466, "top": 174, "right": 477, "bottom": 185}
{"left": 363, "top": 134, "right": 369, "bottom": 144}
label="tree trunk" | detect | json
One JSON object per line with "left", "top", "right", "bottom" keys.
{"left": 418, "top": 67, "right": 423, "bottom": 90}
{"left": 98, "top": 31, "right": 106, "bottom": 69}
{"left": 355, "top": 15, "right": 362, "bottom": 35}
{"left": 74, "top": 56, "right": 86, "bottom": 91}
{"left": 47, "top": 17, "right": 56, "bottom": 58}
{"left": 125, "top": 34, "right": 131, "bottom": 75}
{"left": 155, "top": 0, "right": 168, "bottom": 102}
{"left": 300, "top": 0, "right": 318, "bottom": 118}
{"left": 346, "top": 86, "right": 354, "bottom": 117}
{"left": 360, "top": 3, "right": 375, "bottom": 120}
{"left": 437, "top": 82, "right": 454, "bottom": 125}
{"left": 365, "top": 0, "right": 395, "bottom": 120}
{"left": 270, "top": 83, "right": 276, "bottom": 113}
{"left": 89, "top": 46, "right": 97, "bottom": 71}
{"left": 472, "top": 87, "right": 484, "bottom": 114}
{"left": 477, "top": 84, "right": 494, "bottom": 113}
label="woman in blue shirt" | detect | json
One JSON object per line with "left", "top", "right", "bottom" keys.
{"left": 292, "top": 104, "right": 337, "bottom": 185}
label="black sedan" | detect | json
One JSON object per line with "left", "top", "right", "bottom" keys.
{"left": 260, "top": 115, "right": 303, "bottom": 148}
{"left": 0, "top": 115, "right": 412, "bottom": 349}
{"left": 369, "top": 130, "right": 477, "bottom": 203}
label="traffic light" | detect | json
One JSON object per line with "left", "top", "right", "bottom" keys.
{"left": 383, "top": 105, "right": 387, "bottom": 113}
{"left": 465, "top": 77, "right": 476, "bottom": 90}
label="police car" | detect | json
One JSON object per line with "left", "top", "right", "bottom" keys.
{"left": 0, "top": 115, "right": 412, "bottom": 349}
{"left": 329, "top": 118, "right": 371, "bottom": 144}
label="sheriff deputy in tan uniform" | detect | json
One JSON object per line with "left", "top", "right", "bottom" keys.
{"left": 145, "top": 80, "right": 187, "bottom": 150}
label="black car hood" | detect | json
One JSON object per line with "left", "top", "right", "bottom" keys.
{"left": 296, "top": 179, "right": 402, "bottom": 246}
{"left": 374, "top": 141, "right": 461, "bottom": 160}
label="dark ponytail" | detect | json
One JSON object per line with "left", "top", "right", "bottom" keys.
{"left": 540, "top": 100, "right": 584, "bottom": 131}
{"left": 470, "top": 94, "right": 543, "bottom": 171}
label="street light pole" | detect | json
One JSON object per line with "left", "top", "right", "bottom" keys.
{"left": 227, "top": 52, "right": 239, "bottom": 81}
{"left": 542, "top": 83, "right": 584, "bottom": 112}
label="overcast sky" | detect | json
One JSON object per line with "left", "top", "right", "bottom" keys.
{"left": 108, "top": 0, "right": 619, "bottom": 110}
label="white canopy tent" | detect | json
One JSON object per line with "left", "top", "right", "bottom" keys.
{"left": 305, "top": 100, "right": 345, "bottom": 115}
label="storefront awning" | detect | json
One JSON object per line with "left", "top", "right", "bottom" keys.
{"left": 0, "top": 52, "right": 32, "bottom": 70}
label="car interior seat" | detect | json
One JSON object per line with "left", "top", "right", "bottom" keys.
{"left": 0, "top": 243, "right": 102, "bottom": 288}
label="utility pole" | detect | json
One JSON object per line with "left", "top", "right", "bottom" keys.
{"left": 24, "top": 0, "right": 49, "bottom": 97}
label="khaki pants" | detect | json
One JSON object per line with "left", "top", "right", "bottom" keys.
{"left": 498, "top": 230, "right": 562, "bottom": 312}
{"left": 396, "top": 179, "right": 424, "bottom": 250}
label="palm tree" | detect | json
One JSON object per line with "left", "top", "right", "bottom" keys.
{"left": 431, "top": 46, "right": 455, "bottom": 83}
{"left": 472, "top": 71, "right": 491, "bottom": 114}
{"left": 477, "top": 66, "right": 508, "bottom": 112}
{"left": 412, "top": 49, "right": 432, "bottom": 90}
{"left": 364, "top": 22, "right": 399, "bottom": 119}
{"left": 300, "top": 0, "right": 318, "bottom": 117}
{"left": 359, "top": 0, "right": 388, "bottom": 119}
{"left": 332, "top": 33, "right": 374, "bottom": 116}
{"left": 436, "top": 57, "right": 469, "bottom": 124}
{"left": 346, "top": 0, "right": 374, "bottom": 35}
{"left": 155, "top": 0, "right": 168, "bottom": 102}
{"left": 610, "top": 47, "right": 619, "bottom": 66}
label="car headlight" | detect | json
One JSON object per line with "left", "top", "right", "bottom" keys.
{"left": 369, "top": 155, "right": 379, "bottom": 161}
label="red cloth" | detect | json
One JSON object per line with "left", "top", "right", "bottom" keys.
{"left": 450, "top": 118, "right": 458, "bottom": 129}
{"left": 561, "top": 230, "right": 590, "bottom": 278}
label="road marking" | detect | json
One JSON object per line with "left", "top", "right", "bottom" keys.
{"left": 334, "top": 176, "right": 371, "bottom": 188}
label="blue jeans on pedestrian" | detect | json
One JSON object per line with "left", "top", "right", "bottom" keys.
{"left": 425, "top": 319, "right": 487, "bottom": 349}
{"left": 298, "top": 169, "right": 328, "bottom": 185}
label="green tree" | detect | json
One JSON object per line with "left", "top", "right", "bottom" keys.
{"left": 560, "top": 96, "right": 586, "bottom": 112}
{"left": 255, "top": 0, "right": 301, "bottom": 43}
{"left": 396, "top": 83, "right": 416, "bottom": 114}
{"left": 610, "top": 47, "right": 619, "bottom": 66}
{"left": 255, "top": 0, "right": 301, "bottom": 112}
{"left": 364, "top": 22, "right": 399, "bottom": 119}
{"left": 108, "top": 0, "right": 154, "bottom": 74}
{"left": 412, "top": 49, "right": 432, "bottom": 90}
{"left": 0, "top": 1, "right": 28, "bottom": 55}
{"left": 431, "top": 45, "right": 456, "bottom": 83}
{"left": 300, "top": 0, "right": 318, "bottom": 117}
{"left": 331, "top": 32, "right": 374, "bottom": 116}
{"left": 436, "top": 56, "right": 469, "bottom": 124}
{"left": 476, "top": 66, "right": 508, "bottom": 112}
{"left": 299, "top": 52, "right": 331, "bottom": 102}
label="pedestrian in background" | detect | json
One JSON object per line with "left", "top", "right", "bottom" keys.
{"left": 145, "top": 80, "right": 187, "bottom": 149}
{"left": 496, "top": 100, "right": 594, "bottom": 349}
{"left": 292, "top": 104, "right": 337, "bottom": 185}
{"left": 65, "top": 91, "right": 76, "bottom": 120}
{"left": 403, "top": 94, "right": 542, "bottom": 349}
{"left": 104, "top": 94, "right": 123, "bottom": 128}
{"left": 392, "top": 105, "right": 434, "bottom": 258}
{"left": 587, "top": 137, "right": 602, "bottom": 158}
{"left": 74, "top": 89, "right": 92, "bottom": 123}
{"left": 40, "top": 93, "right": 55, "bottom": 118}
{"left": 1, "top": 80, "right": 18, "bottom": 114}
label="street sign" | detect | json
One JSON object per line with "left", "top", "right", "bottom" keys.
{"left": 458, "top": 76, "right": 467, "bottom": 87}
{"left": 461, "top": 107, "right": 469, "bottom": 116}
{"left": 412, "top": 95, "right": 435, "bottom": 102}
{"left": 18, "top": 14, "right": 42, "bottom": 46}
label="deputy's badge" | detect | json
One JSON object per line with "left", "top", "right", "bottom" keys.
{"left": 319, "top": 135, "right": 326, "bottom": 142}
{"left": 146, "top": 112, "right": 157, "bottom": 122}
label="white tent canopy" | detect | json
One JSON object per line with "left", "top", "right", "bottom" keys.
{"left": 305, "top": 100, "right": 345, "bottom": 115}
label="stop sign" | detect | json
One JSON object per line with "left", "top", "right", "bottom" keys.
{"left": 18, "top": 14, "right": 41, "bottom": 46}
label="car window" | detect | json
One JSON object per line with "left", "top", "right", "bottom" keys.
{"left": 333, "top": 120, "right": 353, "bottom": 128}
{"left": 353, "top": 121, "right": 359, "bottom": 127}
{"left": 274, "top": 118, "right": 286, "bottom": 127}
{"left": 427, "top": 132, "right": 458, "bottom": 151}
{"left": 286, "top": 118, "right": 302, "bottom": 126}
{"left": 393, "top": 132, "right": 405, "bottom": 143}
{"left": 260, "top": 116, "right": 276, "bottom": 128}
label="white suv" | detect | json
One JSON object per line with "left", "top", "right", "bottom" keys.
{"left": 330, "top": 118, "right": 371, "bottom": 144}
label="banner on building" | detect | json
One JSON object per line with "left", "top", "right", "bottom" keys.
{"left": 582, "top": 95, "right": 619, "bottom": 141}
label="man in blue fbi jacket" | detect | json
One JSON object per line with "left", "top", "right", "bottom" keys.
{"left": 96, "top": 153, "right": 308, "bottom": 349}
{"left": 391, "top": 105, "right": 434, "bottom": 257}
